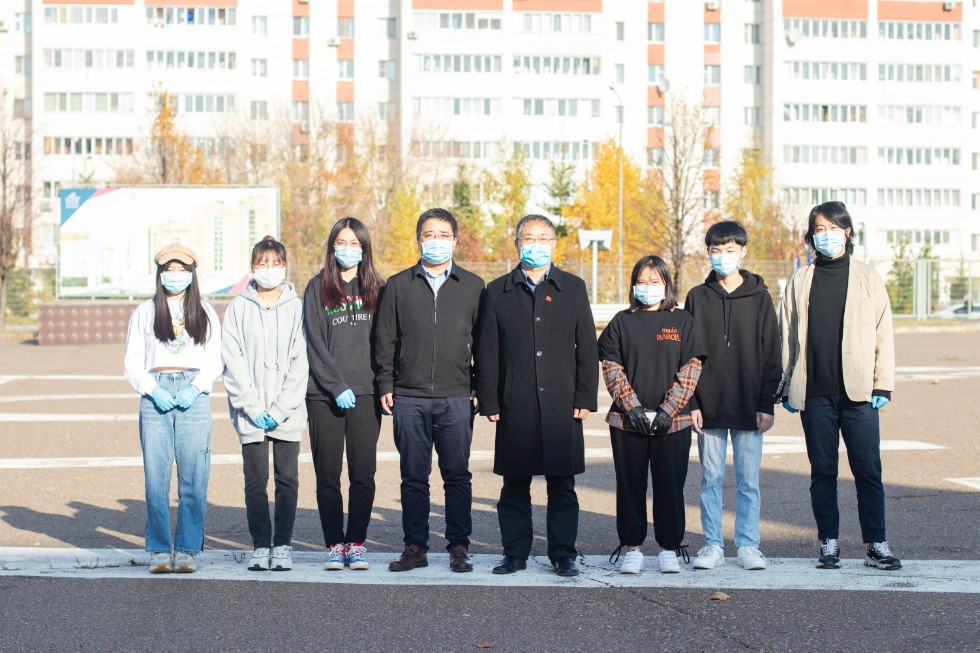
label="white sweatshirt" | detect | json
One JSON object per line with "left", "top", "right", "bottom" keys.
{"left": 123, "top": 298, "right": 224, "bottom": 396}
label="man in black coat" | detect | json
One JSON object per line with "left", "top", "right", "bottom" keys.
{"left": 475, "top": 214, "right": 599, "bottom": 577}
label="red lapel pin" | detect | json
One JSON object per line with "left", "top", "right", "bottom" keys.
{"left": 545, "top": 295, "right": 552, "bottom": 302}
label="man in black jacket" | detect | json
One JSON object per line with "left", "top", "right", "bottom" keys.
{"left": 374, "top": 208, "right": 485, "bottom": 573}
{"left": 475, "top": 214, "right": 599, "bottom": 577}
{"left": 684, "top": 220, "right": 781, "bottom": 573}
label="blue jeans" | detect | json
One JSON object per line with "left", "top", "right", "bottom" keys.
{"left": 698, "top": 429, "right": 763, "bottom": 549}
{"left": 139, "top": 371, "right": 211, "bottom": 554}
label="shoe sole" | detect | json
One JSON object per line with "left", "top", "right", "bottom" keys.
{"left": 388, "top": 561, "right": 428, "bottom": 572}
{"left": 173, "top": 566, "right": 196, "bottom": 573}
{"left": 149, "top": 565, "right": 173, "bottom": 574}
{"left": 864, "top": 558, "right": 902, "bottom": 570}
{"left": 816, "top": 561, "right": 841, "bottom": 569}
{"left": 739, "top": 561, "right": 767, "bottom": 570}
{"left": 324, "top": 563, "right": 345, "bottom": 571}
{"left": 555, "top": 570, "right": 579, "bottom": 577}
{"left": 247, "top": 564, "right": 269, "bottom": 571}
{"left": 692, "top": 560, "right": 724, "bottom": 570}
{"left": 349, "top": 562, "right": 370, "bottom": 570}
{"left": 451, "top": 566, "right": 474, "bottom": 573}
{"left": 660, "top": 568, "right": 680, "bottom": 574}
{"left": 619, "top": 568, "right": 642, "bottom": 574}
{"left": 271, "top": 564, "right": 292, "bottom": 571}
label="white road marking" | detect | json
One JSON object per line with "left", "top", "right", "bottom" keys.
{"left": 0, "top": 375, "right": 127, "bottom": 382}
{"left": 0, "top": 548, "right": 974, "bottom": 593}
{"left": 947, "top": 477, "right": 980, "bottom": 491}
{"left": 0, "top": 413, "right": 231, "bottom": 422}
{"left": 0, "top": 392, "right": 229, "bottom": 403}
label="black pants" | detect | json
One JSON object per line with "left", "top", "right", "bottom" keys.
{"left": 610, "top": 426, "right": 691, "bottom": 550}
{"left": 307, "top": 396, "right": 381, "bottom": 546}
{"left": 801, "top": 395, "right": 886, "bottom": 543}
{"left": 242, "top": 437, "right": 300, "bottom": 549}
{"left": 392, "top": 395, "right": 473, "bottom": 550}
{"left": 497, "top": 475, "right": 578, "bottom": 561}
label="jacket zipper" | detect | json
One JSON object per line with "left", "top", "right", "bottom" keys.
{"left": 431, "top": 289, "right": 437, "bottom": 394}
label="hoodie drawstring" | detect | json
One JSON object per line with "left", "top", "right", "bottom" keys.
{"left": 723, "top": 295, "right": 732, "bottom": 348}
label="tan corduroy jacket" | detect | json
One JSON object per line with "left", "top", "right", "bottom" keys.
{"left": 779, "top": 257, "right": 895, "bottom": 410}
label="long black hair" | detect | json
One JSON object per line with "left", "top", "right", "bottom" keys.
{"left": 628, "top": 255, "right": 678, "bottom": 313}
{"left": 805, "top": 201, "right": 854, "bottom": 255}
{"left": 152, "top": 260, "right": 210, "bottom": 344}
{"left": 319, "top": 217, "right": 384, "bottom": 312}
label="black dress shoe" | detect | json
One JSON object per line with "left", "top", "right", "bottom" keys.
{"left": 492, "top": 555, "right": 527, "bottom": 575}
{"left": 552, "top": 557, "right": 579, "bottom": 577}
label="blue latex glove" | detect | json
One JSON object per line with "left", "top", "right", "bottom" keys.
{"left": 175, "top": 386, "right": 202, "bottom": 409}
{"left": 150, "top": 387, "right": 177, "bottom": 412}
{"left": 783, "top": 400, "right": 800, "bottom": 414}
{"left": 871, "top": 396, "right": 890, "bottom": 410}
{"left": 336, "top": 389, "right": 356, "bottom": 410}
{"left": 255, "top": 412, "right": 277, "bottom": 430}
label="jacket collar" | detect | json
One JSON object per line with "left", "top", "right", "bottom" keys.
{"left": 504, "top": 263, "right": 564, "bottom": 293}
{"left": 411, "top": 260, "right": 460, "bottom": 283}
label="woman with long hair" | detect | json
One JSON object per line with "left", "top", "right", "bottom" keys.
{"left": 123, "top": 243, "right": 222, "bottom": 574}
{"left": 598, "top": 255, "right": 706, "bottom": 575}
{"left": 222, "top": 237, "right": 308, "bottom": 572}
{"left": 304, "top": 217, "right": 385, "bottom": 570}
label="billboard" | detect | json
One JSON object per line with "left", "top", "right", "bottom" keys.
{"left": 58, "top": 186, "right": 280, "bottom": 298}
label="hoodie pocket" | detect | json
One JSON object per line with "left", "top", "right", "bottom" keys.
{"left": 696, "top": 372, "right": 758, "bottom": 419}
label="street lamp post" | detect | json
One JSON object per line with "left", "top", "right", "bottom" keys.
{"left": 608, "top": 85, "right": 624, "bottom": 303}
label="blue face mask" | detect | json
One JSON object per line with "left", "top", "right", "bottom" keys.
{"left": 420, "top": 239, "right": 454, "bottom": 265}
{"left": 633, "top": 285, "right": 666, "bottom": 306}
{"left": 519, "top": 243, "right": 552, "bottom": 269}
{"left": 161, "top": 271, "right": 193, "bottom": 294}
{"left": 709, "top": 253, "right": 741, "bottom": 277}
{"left": 334, "top": 246, "right": 363, "bottom": 270}
{"left": 813, "top": 231, "right": 846, "bottom": 257}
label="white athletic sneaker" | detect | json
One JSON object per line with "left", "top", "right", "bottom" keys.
{"left": 324, "top": 543, "right": 346, "bottom": 571}
{"left": 346, "top": 543, "right": 370, "bottom": 570}
{"left": 619, "top": 550, "right": 644, "bottom": 574}
{"left": 692, "top": 545, "right": 726, "bottom": 570}
{"left": 173, "top": 552, "right": 198, "bottom": 573}
{"left": 248, "top": 547, "right": 271, "bottom": 571}
{"left": 658, "top": 549, "right": 681, "bottom": 573}
{"left": 270, "top": 545, "right": 292, "bottom": 571}
{"left": 737, "top": 546, "right": 767, "bottom": 570}
{"left": 149, "top": 552, "right": 173, "bottom": 574}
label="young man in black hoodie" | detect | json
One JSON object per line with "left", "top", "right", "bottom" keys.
{"left": 684, "top": 221, "right": 781, "bottom": 572}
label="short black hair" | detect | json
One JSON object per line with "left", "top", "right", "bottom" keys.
{"left": 705, "top": 220, "right": 747, "bottom": 248}
{"left": 805, "top": 201, "right": 854, "bottom": 255}
{"left": 416, "top": 208, "right": 458, "bottom": 240}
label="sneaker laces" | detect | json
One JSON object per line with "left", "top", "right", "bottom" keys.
{"left": 328, "top": 543, "right": 345, "bottom": 557}
{"left": 820, "top": 538, "right": 839, "bottom": 556}
{"left": 608, "top": 544, "right": 625, "bottom": 565}
{"left": 675, "top": 545, "right": 691, "bottom": 565}
{"left": 870, "top": 542, "right": 893, "bottom": 557}
{"left": 347, "top": 543, "right": 367, "bottom": 557}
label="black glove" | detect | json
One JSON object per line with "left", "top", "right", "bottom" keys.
{"left": 650, "top": 409, "right": 673, "bottom": 436}
{"left": 627, "top": 407, "right": 653, "bottom": 434}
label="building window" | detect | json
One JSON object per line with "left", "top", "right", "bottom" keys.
{"left": 293, "top": 59, "right": 309, "bottom": 79}
{"left": 783, "top": 18, "right": 866, "bottom": 39}
{"left": 13, "top": 98, "right": 31, "bottom": 118}
{"left": 783, "top": 187, "right": 867, "bottom": 206}
{"left": 615, "top": 64, "right": 624, "bottom": 84}
{"left": 704, "top": 23, "right": 721, "bottom": 44}
{"left": 785, "top": 61, "right": 867, "bottom": 81}
{"left": 877, "top": 147, "right": 960, "bottom": 166}
{"left": 512, "top": 55, "right": 598, "bottom": 76}
{"left": 877, "top": 188, "right": 960, "bottom": 207}
{"left": 648, "top": 64, "right": 664, "bottom": 83}
{"left": 516, "top": 12, "right": 590, "bottom": 33}
{"left": 704, "top": 65, "right": 721, "bottom": 85}
{"left": 878, "top": 63, "right": 961, "bottom": 83}
{"left": 616, "top": 21, "right": 625, "bottom": 41}
{"left": 251, "top": 59, "right": 267, "bottom": 77}
{"left": 293, "top": 16, "right": 309, "bottom": 36}
{"left": 745, "top": 23, "right": 760, "bottom": 44}
{"left": 338, "top": 59, "right": 354, "bottom": 79}
{"left": 338, "top": 18, "right": 354, "bottom": 37}
{"left": 647, "top": 106, "right": 664, "bottom": 125}
{"left": 878, "top": 21, "right": 960, "bottom": 41}
{"left": 647, "top": 148, "right": 664, "bottom": 166}
{"left": 293, "top": 101, "right": 310, "bottom": 121}
{"left": 704, "top": 191, "right": 720, "bottom": 210}
{"left": 648, "top": 22, "right": 664, "bottom": 43}
{"left": 744, "top": 65, "right": 761, "bottom": 84}
{"left": 338, "top": 101, "right": 354, "bottom": 122}
{"left": 704, "top": 107, "right": 721, "bottom": 125}
{"left": 250, "top": 101, "right": 268, "bottom": 120}
{"left": 384, "top": 17, "right": 397, "bottom": 38}
{"left": 744, "top": 107, "right": 762, "bottom": 127}
{"left": 379, "top": 102, "right": 397, "bottom": 120}
{"left": 252, "top": 16, "right": 267, "bottom": 35}
{"left": 784, "top": 145, "right": 867, "bottom": 165}
{"left": 783, "top": 104, "right": 867, "bottom": 123}
{"left": 379, "top": 60, "right": 397, "bottom": 80}
{"left": 704, "top": 148, "right": 720, "bottom": 168}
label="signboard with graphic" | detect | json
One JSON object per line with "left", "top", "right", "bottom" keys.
{"left": 57, "top": 186, "right": 280, "bottom": 298}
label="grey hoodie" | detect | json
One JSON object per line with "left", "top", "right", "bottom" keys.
{"left": 222, "top": 280, "right": 309, "bottom": 444}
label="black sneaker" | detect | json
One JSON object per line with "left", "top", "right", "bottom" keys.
{"left": 865, "top": 542, "right": 902, "bottom": 570}
{"left": 817, "top": 538, "right": 840, "bottom": 569}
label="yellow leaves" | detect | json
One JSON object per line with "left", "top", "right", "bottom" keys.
{"left": 147, "top": 91, "right": 223, "bottom": 186}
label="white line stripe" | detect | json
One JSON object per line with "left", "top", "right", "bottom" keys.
{"left": 0, "top": 375, "right": 126, "bottom": 382}
{"left": 0, "top": 548, "right": 975, "bottom": 593}
{"left": 0, "top": 413, "right": 232, "bottom": 422}
{"left": 0, "top": 392, "right": 229, "bottom": 403}
{"left": 947, "top": 477, "right": 980, "bottom": 491}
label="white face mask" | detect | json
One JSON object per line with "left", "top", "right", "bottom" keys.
{"left": 253, "top": 268, "right": 286, "bottom": 290}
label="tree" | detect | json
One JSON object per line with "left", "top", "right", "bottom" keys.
{"left": 450, "top": 164, "right": 485, "bottom": 262}
{"left": 886, "top": 240, "right": 914, "bottom": 315}
{"left": 482, "top": 143, "right": 531, "bottom": 258}
{"left": 948, "top": 257, "right": 971, "bottom": 307}
{"left": 377, "top": 180, "right": 422, "bottom": 272}
{"left": 0, "top": 88, "right": 30, "bottom": 331}
{"left": 543, "top": 158, "right": 576, "bottom": 228}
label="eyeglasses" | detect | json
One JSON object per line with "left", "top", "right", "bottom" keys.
{"left": 518, "top": 236, "right": 555, "bottom": 245}
{"left": 419, "top": 232, "right": 454, "bottom": 242}
{"left": 253, "top": 262, "right": 286, "bottom": 270}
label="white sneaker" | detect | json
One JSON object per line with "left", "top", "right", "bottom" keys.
{"left": 270, "top": 545, "right": 292, "bottom": 571}
{"left": 619, "top": 550, "right": 644, "bottom": 574}
{"left": 173, "top": 552, "right": 198, "bottom": 573}
{"left": 692, "top": 545, "right": 726, "bottom": 570}
{"left": 737, "top": 546, "right": 767, "bottom": 570}
{"left": 324, "top": 543, "right": 346, "bottom": 571}
{"left": 149, "top": 552, "right": 173, "bottom": 574}
{"left": 248, "top": 547, "right": 271, "bottom": 571}
{"left": 346, "top": 542, "right": 370, "bottom": 570}
{"left": 658, "top": 549, "right": 680, "bottom": 573}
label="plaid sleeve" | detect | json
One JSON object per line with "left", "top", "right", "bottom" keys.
{"left": 601, "top": 360, "right": 641, "bottom": 413}
{"left": 660, "top": 357, "right": 703, "bottom": 432}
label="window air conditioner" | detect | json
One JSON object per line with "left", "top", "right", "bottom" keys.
{"left": 943, "top": 1, "right": 955, "bottom": 10}
{"left": 706, "top": 0, "right": 720, "bottom": 10}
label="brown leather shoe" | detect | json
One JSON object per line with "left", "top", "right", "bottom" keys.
{"left": 389, "top": 544, "right": 428, "bottom": 572}
{"left": 449, "top": 544, "right": 473, "bottom": 573}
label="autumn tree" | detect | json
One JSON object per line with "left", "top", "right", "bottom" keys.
{"left": 482, "top": 143, "right": 531, "bottom": 259}
{"left": 0, "top": 88, "right": 30, "bottom": 330}
{"left": 377, "top": 180, "right": 423, "bottom": 273}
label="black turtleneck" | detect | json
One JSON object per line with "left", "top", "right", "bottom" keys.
{"left": 806, "top": 254, "right": 850, "bottom": 398}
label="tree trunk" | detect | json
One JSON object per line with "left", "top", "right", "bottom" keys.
{"left": 0, "top": 273, "right": 7, "bottom": 332}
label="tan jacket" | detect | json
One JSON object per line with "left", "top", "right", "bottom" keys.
{"left": 779, "top": 258, "right": 894, "bottom": 410}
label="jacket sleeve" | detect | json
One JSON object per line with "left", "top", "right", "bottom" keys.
{"left": 469, "top": 280, "right": 486, "bottom": 394}
{"left": 123, "top": 304, "right": 157, "bottom": 396}
{"left": 268, "top": 305, "right": 311, "bottom": 424}
{"left": 872, "top": 272, "right": 895, "bottom": 395}
{"left": 573, "top": 282, "right": 599, "bottom": 410}
{"left": 220, "top": 301, "right": 264, "bottom": 421}
{"left": 474, "top": 288, "right": 500, "bottom": 415}
{"left": 660, "top": 357, "right": 703, "bottom": 417}
{"left": 303, "top": 279, "right": 348, "bottom": 399}
{"left": 757, "top": 293, "right": 782, "bottom": 414}
{"left": 373, "top": 278, "right": 398, "bottom": 396}
{"left": 601, "top": 360, "right": 641, "bottom": 414}
{"left": 779, "top": 273, "right": 798, "bottom": 401}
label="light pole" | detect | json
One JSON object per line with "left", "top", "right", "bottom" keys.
{"left": 608, "top": 85, "right": 624, "bottom": 303}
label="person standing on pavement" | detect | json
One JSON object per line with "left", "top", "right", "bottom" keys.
{"left": 374, "top": 208, "right": 485, "bottom": 573}
{"left": 598, "top": 255, "right": 706, "bottom": 575}
{"left": 222, "top": 237, "right": 308, "bottom": 572}
{"left": 123, "top": 243, "right": 223, "bottom": 574}
{"left": 780, "top": 201, "right": 901, "bottom": 571}
{"left": 685, "top": 221, "right": 781, "bottom": 572}
{"left": 475, "top": 215, "right": 599, "bottom": 578}
{"left": 304, "top": 218, "right": 385, "bottom": 571}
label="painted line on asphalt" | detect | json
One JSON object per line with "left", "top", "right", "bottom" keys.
{"left": 947, "top": 477, "right": 980, "bottom": 491}
{"left": 0, "top": 548, "right": 975, "bottom": 593}
{"left": 0, "top": 392, "right": 229, "bottom": 404}
{"left": 0, "top": 413, "right": 232, "bottom": 422}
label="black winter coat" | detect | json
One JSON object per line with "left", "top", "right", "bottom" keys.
{"left": 475, "top": 265, "right": 599, "bottom": 477}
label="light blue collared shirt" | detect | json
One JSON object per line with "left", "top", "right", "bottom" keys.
{"left": 423, "top": 260, "right": 453, "bottom": 297}
{"left": 520, "top": 264, "right": 551, "bottom": 295}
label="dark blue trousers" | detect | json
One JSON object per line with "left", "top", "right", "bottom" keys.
{"left": 801, "top": 395, "right": 886, "bottom": 543}
{"left": 392, "top": 395, "right": 473, "bottom": 550}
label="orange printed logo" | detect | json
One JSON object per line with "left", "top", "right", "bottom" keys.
{"left": 656, "top": 327, "right": 681, "bottom": 342}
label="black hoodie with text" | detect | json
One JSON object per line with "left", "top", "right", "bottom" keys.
{"left": 683, "top": 269, "right": 781, "bottom": 431}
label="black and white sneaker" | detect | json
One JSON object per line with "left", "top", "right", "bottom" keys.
{"left": 865, "top": 542, "right": 902, "bottom": 570}
{"left": 817, "top": 538, "right": 841, "bottom": 569}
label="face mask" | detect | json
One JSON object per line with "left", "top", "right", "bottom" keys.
{"left": 420, "top": 239, "right": 453, "bottom": 265}
{"left": 709, "top": 253, "right": 741, "bottom": 277}
{"left": 813, "top": 231, "right": 846, "bottom": 257}
{"left": 334, "top": 246, "right": 363, "bottom": 270}
{"left": 253, "top": 267, "right": 286, "bottom": 289}
{"left": 519, "top": 243, "right": 552, "bottom": 269}
{"left": 633, "top": 285, "right": 666, "bottom": 306}
{"left": 161, "top": 271, "right": 193, "bottom": 295}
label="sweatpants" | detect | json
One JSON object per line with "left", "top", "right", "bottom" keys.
{"left": 610, "top": 426, "right": 691, "bottom": 550}
{"left": 497, "top": 475, "right": 578, "bottom": 561}
{"left": 241, "top": 437, "right": 299, "bottom": 549}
